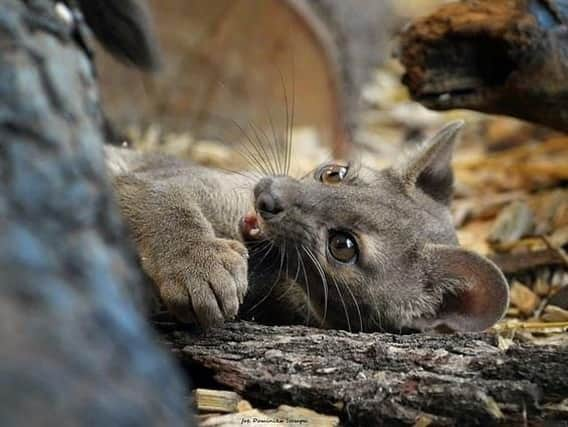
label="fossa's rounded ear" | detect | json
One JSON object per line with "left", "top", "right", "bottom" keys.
{"left": 395, "top": 120, "right": 464, "bottom": 205}
{"left": 418, "top": 244, "right": 510, "bottom": 332}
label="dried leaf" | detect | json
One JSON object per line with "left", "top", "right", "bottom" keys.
{"left": 542, "top": 305, "right": 568, "bottom": 323}
{"left": 195, "top": 389, "right": 243, "bottom": 414}
{"left": 488, "top": 201, "right": 534, "bottom": 247}
{"left": 509, "top": 282, "right": 540, "bottom": 316}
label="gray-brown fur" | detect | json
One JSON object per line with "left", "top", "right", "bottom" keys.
{"left": 106, "top": 122, "right": 510, "bottom": 333}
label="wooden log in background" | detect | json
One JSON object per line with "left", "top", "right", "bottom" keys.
{"left": 161, "top": 321, "right": 568, "bottom": 426}
{"left": 399, "top": 0, "right": 568, "bottom": 133}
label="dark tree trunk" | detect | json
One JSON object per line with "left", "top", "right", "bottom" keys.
{"left": 399, "top": 0, "right": 568, "bottom": 133}
{"left": 0, "top": 1, "right": 188, "bottom": 425}
{"left": 165, "top": 321, "right": 568, "bottom": 426}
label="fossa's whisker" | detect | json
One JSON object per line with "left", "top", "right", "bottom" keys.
{"left": 273, "top": 244, "right": 303, "bottom": 303}
{"left": 292, "top": 244, "right": 302, "bottom": 285}
{"left": 281, "top": 67, "right": 295, "bottom": 177}
{"left": 368, "top": 291, "right": 384, "bottom": 332}
{"left": 231, "top": 119, "right": 273, "bottom": 176}
{"left": 264, "top": 106, "right": 284, "bottom": 175}
{"left": 329, "top": 274, "right": 352, "bottom": 333}
{"left": 222, "top": 65, "right": 297, "bottom": 180}
{"left": 306, "top": 246, "right": 362, "bottom": 332}
{"left": 246, "top": 240, "right": 287, "bottom": 314}
{"left": 298, "top": 245, "right": 312, "bottom": 326}
{"left": 339, "top": 276, "right": 363, "bottom": 333}
{"left": 217, "top": 167, "right": 261, "bottom": 183}
{"left": 251, "top": 241, "right": 275, "bottom": 267}
{"left": 232, "top": 127, "right": 270, "bottom": 175}
{"left": 242, "top": 140, "right": 273, "bottom": 177}
{"left": 248, "top": 121, "right": 280, "bottom": 176}
{"left": 303, "top": 246, "right": 329, "bottom": 328}
{"left": 244, "top": 121, "right": 278, "bottom": 176}
{"left": 247, "top": 239, "right": 272, "bottom": 253}
{"left": 236, "top": 143, "right": 271, "bottom": 176}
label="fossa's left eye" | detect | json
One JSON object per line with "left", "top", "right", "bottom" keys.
{"left": 328, "top": 230, "right": 358, "bottom": 264}
{"left": 317, "top": 164, "right": 348, "bottom": 184}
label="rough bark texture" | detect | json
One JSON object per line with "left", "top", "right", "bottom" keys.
{"left": 0, "top": 1, "right": 187, "bottom": 425}
{"left": 162, "top": 321, "right": 568, "bottom": 426}
{"left": 399, "top": 0, "right": 568, "bottom": 132}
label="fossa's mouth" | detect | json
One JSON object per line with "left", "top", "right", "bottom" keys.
{"left": 240, "top": 211, "right": 264, "bottom": 241}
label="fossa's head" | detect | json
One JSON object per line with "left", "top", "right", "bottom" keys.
{"left": 242, "top": 122, "right": 509, "bottom": 333}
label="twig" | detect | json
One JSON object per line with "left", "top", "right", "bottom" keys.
{"left": 540, "top": 235, "right": 568, "bottom": 267}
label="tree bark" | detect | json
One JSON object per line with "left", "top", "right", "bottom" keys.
{"left": 164, "top": 321, "right": 568, "bottom": 426}
{"left": 0, "top": 1, "right": 187, "bottom": 425}
{"left": 399, "top": 0, "right": 568, "bottom": 133}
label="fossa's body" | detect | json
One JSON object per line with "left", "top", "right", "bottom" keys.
{"left": 106, "top": 122, "right": 510, "bottom": 333}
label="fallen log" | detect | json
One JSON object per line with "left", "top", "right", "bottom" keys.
{"left": 162, "top": 321, "right": 568, "bottom": 426}
{"left": 399, "top": 0, "right": 568, "bottom": 132}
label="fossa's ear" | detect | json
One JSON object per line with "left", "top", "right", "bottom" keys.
{"left": 417, "top": 244, "right": 510, "bottom": 332}
{"left": 396, "top": 120, "right": 464, "bottom": 204}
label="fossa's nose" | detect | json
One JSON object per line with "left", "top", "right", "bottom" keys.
{"left": 254, "top": 178, "right": 284, "bottom": 218}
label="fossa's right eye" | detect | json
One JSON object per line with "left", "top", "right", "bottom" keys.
{"left": 317, "top": 164, "right": 348, "bottom": 184}
{"left": 328, "top": 230, "right": 358, "bottom": 264}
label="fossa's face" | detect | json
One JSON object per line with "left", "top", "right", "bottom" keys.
{"left": 242, "top": 122, "right": 509, "bottom": 333}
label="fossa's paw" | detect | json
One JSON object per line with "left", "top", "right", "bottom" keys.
{"left": 158, "top": 238, "right": 248, "bottom": 328}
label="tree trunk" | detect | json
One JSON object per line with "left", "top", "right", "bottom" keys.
{"left": 164, "top": 321, "right": 568, "bottom": 426}
{"left": 399, "top": 0, "right": 568, "bottom": 133}
{"left": 0, "top": 1, "right": 187, "bottom": 425}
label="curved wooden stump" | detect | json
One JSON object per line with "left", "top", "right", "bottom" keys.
{"left": 164, "top": 321, "right": 568, "bottom": 426}
{"left": 97, "top": 0, "right": 391, "bottom": 157}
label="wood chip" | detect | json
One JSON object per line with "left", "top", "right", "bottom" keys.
{"left": 488, "top": 200, "right": 534, "bottom": 247}
{"left": 533, "top": 190, "right": 568, "bottom": 235}
{"left": 195, "top": 389, "right": 244, "bottom": 413}
{"left": 452, "top": 191, "right": 525, "bottom": 227}
{"left": 496, "top": 335, "right": 515, "bottom": 351}
{"left": 509, "top": 281, "right": 540, "bottom": 316}
{"left": 414, "top": 415, "right": 434, "bottom": 427}
{"left": 541, "top": 305, "right": 568, "bottom": 323}
{"left": 237, "top": 400, "right": 253, "bottom": 412}
{"left": 549, "top": 285, "right": 568, "bottom": 310}
{"left": 547, "top": 227, "right": 568, "bottom": 258}
{"left": 533, "top": 277, "right": 551, "bottom": 297}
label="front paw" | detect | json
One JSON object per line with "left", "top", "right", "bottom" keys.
{"left": 157, "top": 238, "right": 248, "bottom": 328}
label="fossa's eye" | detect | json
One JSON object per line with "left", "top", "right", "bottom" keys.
{"left": 317, "top": 164, "right": 348, "bottom": 184}
{"left": 328, "top": 230, "right": 358, "bottom": 264}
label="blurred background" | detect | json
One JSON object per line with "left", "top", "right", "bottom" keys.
{"left": 98, "top": 0, "right": 568, "bottom": 338}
